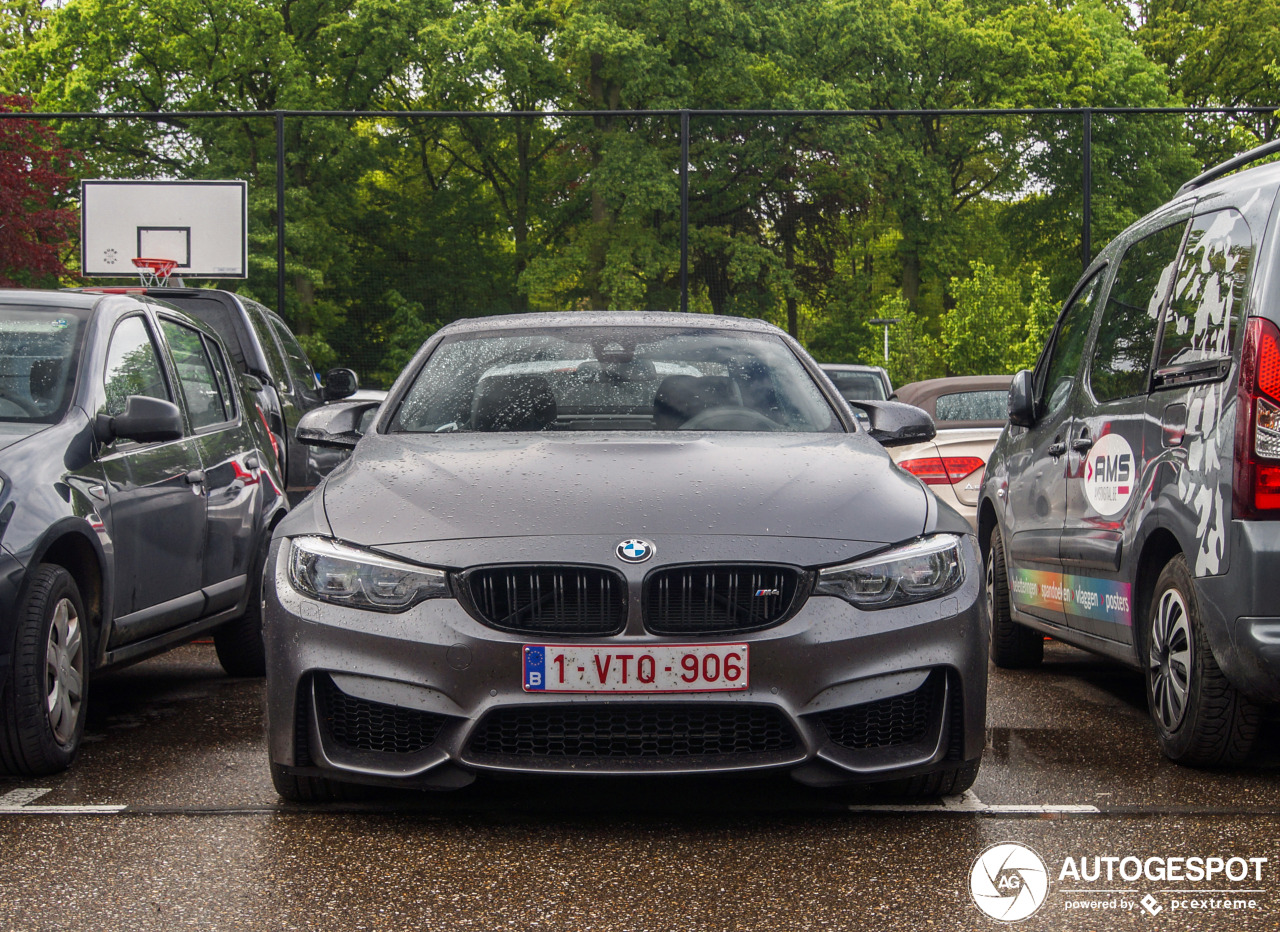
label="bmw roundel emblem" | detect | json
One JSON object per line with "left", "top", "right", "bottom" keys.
{"left": 616, "top": 538, "right": 654, "bottom": 563}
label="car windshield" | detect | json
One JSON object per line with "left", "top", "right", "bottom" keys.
{"left": 825, "top": 370, "right": 887, "bottom": 401}
{"left": 934, "top": 390, "right": 1008, "bottom": 423}
{"left": 391, "top": 326, "right": 841, "bottom": 433}
{"left": 0, "top": 305, "right": 88, "bottom": 423}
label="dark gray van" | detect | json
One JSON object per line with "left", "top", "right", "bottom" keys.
{"left": 981, "top": 142, "right": 1280, "bottom": 766}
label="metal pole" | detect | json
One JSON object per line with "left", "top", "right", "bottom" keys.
{"left": 869, "top": 318, "right": 900, "bottom": 363}
{"left": 276, "top": 111, "right": 286, "bottom": 315}
{"left": 1082, "top": 108, "right": 1092, "bottom": 269}
{"left": 680, "top": 109, "right": 689, "bottom": 314}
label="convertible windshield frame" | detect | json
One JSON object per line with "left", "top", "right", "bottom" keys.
{"left": 388, "top": 324, "right": 846, "bottom": 435}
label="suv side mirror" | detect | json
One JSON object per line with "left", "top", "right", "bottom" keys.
{"left": 94, "top": 396, "right": 185, "bottom": 445}
{"left": 322, "top": 367, "right": 359, "bottom": 401}
{"left": 846, "top": 399, "right": 936, "bottom": 447}
{"left": 1008, "top": 369, "right": 1036, "bottom": 427}
{"left": 296, "top": 399, "right": 382, "bottom": 449}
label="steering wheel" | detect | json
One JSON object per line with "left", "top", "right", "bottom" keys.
{"left": 0, "top": 395, "right": 40, "bottom": 417}
{"left": 678, "top": 406, "right": 781, "bottom": 431}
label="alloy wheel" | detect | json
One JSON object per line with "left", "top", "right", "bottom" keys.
{"left": 1149, "top": 588, "right": 1192, "bottom": 732}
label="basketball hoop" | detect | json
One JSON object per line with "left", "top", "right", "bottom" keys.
{"left": 132, "top": 257, "right": 178, "bottom": 287}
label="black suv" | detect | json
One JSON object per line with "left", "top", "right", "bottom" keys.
{"left": 80, "top": 288, "right": 362, "bottom": 504}
{"left": 0, "top": 290, "right": 288, "bottom": 775}
{"left": 981, "top": 142, "right": 1280, "bottom": 766}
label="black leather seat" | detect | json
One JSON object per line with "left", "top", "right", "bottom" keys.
{"left": 652, "top": 375, "right": 741, "bottom": 429}
{"left": 471, "top": 374, "right": 559, "bottom": 431}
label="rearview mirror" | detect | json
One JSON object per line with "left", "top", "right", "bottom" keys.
{"left": 94, "top": 395, "right": 184, "bottom": 445}
{"left": 296, "top": 399, "right": 382, "bottom": 449}
{"left": 322, "top": 367, "right": 359, "bottom": 401}
{"left": 846, "top": 399, "right": 936, "bottom": 447}
{"left": 1008, "top": 369, "right": 1036, "bottom": 427}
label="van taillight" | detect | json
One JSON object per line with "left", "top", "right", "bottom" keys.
{"left": 1234, "top": 317, "right": 1280, "bottom": 517}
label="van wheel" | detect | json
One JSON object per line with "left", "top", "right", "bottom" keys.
{"left": 214, "top": 533, "right": 269, "bottom": 677}
{"left": 0, "top": 566, "right": 88, "bottom": 776}
{"left": 987, "top": 526, "right": 1043, "bottom": 668}
{"left": 1146, "top": 556, "right": 1259, "bottom": 765}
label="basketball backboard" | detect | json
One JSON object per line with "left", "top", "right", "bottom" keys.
{"left": 80, "top": 180, "right": 248, "bottom": 278}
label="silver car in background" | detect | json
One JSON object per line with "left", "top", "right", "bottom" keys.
{"left": 263, "top": 313, "right": 986, "bottom": 801}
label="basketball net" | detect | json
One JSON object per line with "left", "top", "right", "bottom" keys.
{"left": 132, "top": 257, "right": 178, "bottom": 287}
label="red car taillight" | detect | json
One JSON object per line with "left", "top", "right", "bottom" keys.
{"left": 1233, "top": 316, "right": 1280, "bottom": 517}
{"left": 899, "top": 455, "right": 986, "bottom": 485}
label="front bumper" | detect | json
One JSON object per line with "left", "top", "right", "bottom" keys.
{"left": 0, "top": 545, "right": 25, "bottom": 695}
{"left": 263, "top": 536, "right": 988, "bottom": 789}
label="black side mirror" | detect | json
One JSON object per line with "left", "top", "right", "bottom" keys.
{"left": 847, "top": 399, "right": 936, "bottom": 447}
{"left": 94, "top": 395, "right": 185, "bottom": 445}
{"left": 1008, "top": 369, "right": 1037, "bottom": 427}
{"left": 296, "top": 399, "right": 382, "bottom": 449}
{"left": 323, "top": 367, "right": 359, "bottom": 401}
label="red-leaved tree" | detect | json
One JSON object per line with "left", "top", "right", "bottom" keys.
{"left": 0, "top": 95, "right": 76, "bottom": 286}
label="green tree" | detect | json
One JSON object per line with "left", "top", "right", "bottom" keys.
{"left": 939, "top": 260, "right": 1056, "bottom": 376}
{"left": 1137, "top": 0, "right": 1280, "bottom": 161}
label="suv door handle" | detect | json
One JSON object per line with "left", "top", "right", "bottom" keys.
{"left": 1047, "top": 439, "right": 1066, "bottom": 457}
{"left": 1071, "top": 436, "right": 1094, "bottom": 453}
{"left": 184, "top": 469, "right": 206, "bottom": 485}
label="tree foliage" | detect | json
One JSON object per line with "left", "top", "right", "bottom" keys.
{"left": 0, "top": 94, "right": 76, "bottom": 286}
{"left": 0, "top": 0, "right": 1265, "bottom": 383}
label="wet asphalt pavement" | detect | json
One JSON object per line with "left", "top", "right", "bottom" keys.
{"left": 2, "top": 640, "right": 1279, "bottom": 931}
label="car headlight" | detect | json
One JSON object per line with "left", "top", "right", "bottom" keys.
{"left": 815, "top": 534, "right": 964, "bottom": 609}
{"left": 288, "top": 536, "right": 449, "bottom": 612}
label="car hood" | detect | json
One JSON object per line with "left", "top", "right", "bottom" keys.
{"left": 320, "top": 432, "right": 929, "bottom": 553}
{"left": 0, "top": 421, "right": 47, "bottom": 453}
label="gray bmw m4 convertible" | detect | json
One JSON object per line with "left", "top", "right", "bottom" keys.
{"left": 263, "top": 312, "right": 987, "bottom": 801}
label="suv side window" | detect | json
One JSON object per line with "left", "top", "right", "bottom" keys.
{"left": 159, "top": 318, "right": 232, "bottom": 430}
{"left": 269, "top": 314, "right": 320, "bottom": 396}
{"left": 1156, "top": 209, "right": 1253, "bottom": 373}
{"left": 243, "top": 300, "right": 290, "bottom": 391}
{"left": 103, "top": 315, "right": 171, "bottom": 418}
{"left": 1090, "top": 222, "right": 1186, "bottom": 403}
{"left": 1038, "top": 272, "right": 1103, "bottom": 415}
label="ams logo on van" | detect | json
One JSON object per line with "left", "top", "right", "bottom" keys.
{"left": 1084, "top": 434, "right": 1136, "bottom": 517}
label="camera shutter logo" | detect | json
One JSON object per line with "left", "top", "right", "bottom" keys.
{"left": 970, "top": 842, "right": 1049, "bottom": 922}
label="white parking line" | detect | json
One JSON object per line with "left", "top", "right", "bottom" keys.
{"left": 0, "top": 787, "right": 127, "bottom": 815}
{"left": 847, "top": 790, "right": 1100, "bottom": 814}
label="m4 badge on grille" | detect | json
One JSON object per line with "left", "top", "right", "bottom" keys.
{"left": 755, "top": 588, "right": 781, "bottom": 597}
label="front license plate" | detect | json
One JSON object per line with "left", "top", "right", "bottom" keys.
{"left": 522, "top": 644, "right": 749, "bottom": 693}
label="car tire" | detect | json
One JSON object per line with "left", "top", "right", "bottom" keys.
{"left": 986, "top": 526, "right": 1043, "bottom": 668}
{"left": 213, "top": 532, "right": 270, "bottom": 677}
{"left": 0, "top": 565, "right": 88, "bottom": 776}
{"left": 1146, "top": 555, "right": 1260, "bottom": 766}
{"left": 270, "top": 763, "right": 366, "bottom": 803}
{"left": 871, "top": 759, "right": 981, "bottom": 799}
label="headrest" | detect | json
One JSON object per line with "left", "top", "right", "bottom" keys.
{"left": 652, "top": 375, "right": 740, "bottom": 429}
{"left": 471, "top": 374, "right": 558, "bottom": 431}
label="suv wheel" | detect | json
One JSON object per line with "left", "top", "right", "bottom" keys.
{"left": 1146, "top": 555, "right": 1259, "bottom": 765}
{"left": 214, "top": 531, "right": 270, "bottom": 677}
{"left": 0, "top": 565, "right": 88, "bottom": 776}
{"left": 986, "top": 526, "right": 1043, "bottom": 668}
